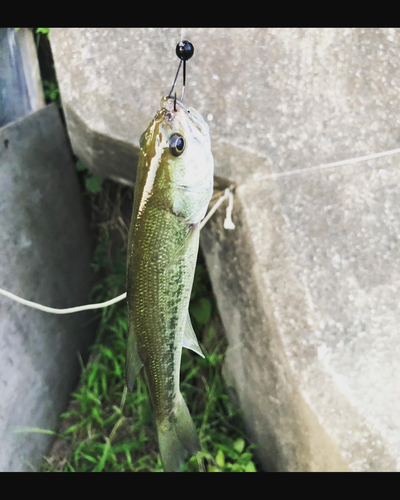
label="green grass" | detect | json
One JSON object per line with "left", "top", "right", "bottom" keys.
{"left": 40, "top": 222, "right": 260, "bottom": 472}
{"left": 17, "top": 27, "right": 63, "bottom": 109}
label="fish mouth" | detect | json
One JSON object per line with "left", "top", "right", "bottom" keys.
{"left": 160, "top": 95, "right": 210, "bottom": 140}
{"left": 161, "top": 95, "right": 187, "bottom": 122}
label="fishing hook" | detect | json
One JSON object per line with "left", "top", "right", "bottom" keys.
{"left": 168, "top": 40, "right": 194, "bottom": 103}
{"left": 168, "top": 59, "right": 183, "bottom": 98}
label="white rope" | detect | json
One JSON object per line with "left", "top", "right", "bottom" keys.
{"left": 0, "top": 189, "right": 234, "bottom": 314}
{"left": 2, "top": 141, "right": 399, "bottom": 315}
{"left": 223, "top": 188, "right": 235, "bottom": 230}
{"left": 5, "top": 141, "right": 399, "bottom": 316}
{"left": 199, "top": 187, "right": 232, "bottom": 230}
{"left": 0, "top": 288, "right": 126, "bottom": 314}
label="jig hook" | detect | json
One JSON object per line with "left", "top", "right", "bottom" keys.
{"left": 168, "top": 40, "right": 194, "bottom": 103}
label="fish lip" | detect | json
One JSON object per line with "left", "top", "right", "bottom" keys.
{"left": 160, "top": 95, "right": 210, "bottom": 140}
{"left": 162, "top": 95, "right": 189, "bottom": 122}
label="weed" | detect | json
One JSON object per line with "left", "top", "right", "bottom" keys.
{"left": 16, "top": 27, "right": 62, "bottom": 108}
{"left": 76, "top": 160, "right": 104, "bottom": 194}
{"left": 41, "top": 210, "right": 260, "bottom": 472}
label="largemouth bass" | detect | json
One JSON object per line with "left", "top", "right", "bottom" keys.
{"left": 126, "top": 95, "right": 214, "bottom": 471}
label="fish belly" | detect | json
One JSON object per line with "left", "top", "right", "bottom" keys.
{"left": 127, "top": 205, "right": 201, "bottom": 471}
{"left": 128, "top": 205, "right": 199, "bottom": 418}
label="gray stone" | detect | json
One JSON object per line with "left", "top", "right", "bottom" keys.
{"left": 202, "top": 153, "right": 400, "bottom": 471}
{"left": 0, "top": 28, "right": 45, "bottom": 127}
{"left": 50, "top": 28, "right": 400, "bottom": 471}
{"left": 0, "top": 104, "right": 96, "bottom": 472}
{"left": 50, "top": 28, "right": 400, "bottom": 185}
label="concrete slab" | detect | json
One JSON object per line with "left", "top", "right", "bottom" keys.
{"left": 50, "top": 28, "right": 400, "bottom": 184}
{"left": 201, "top": 152, "right": 400, "bottom": 471}
{"left": 0, "top": 104, "right": 96, "bottom": 471}
{"left": 49, "top": 28, "right": 400, "bottom": 471}
{"left": 0, "top": 28, "right": 45, "bottom": 127}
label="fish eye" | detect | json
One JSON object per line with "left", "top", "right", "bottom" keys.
{"left": 169, "top": 134, "right": 185, "bottom": 156}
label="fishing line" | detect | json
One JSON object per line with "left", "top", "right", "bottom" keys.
{"left": 256, "top": 147, "right": 400, "bottom": 181}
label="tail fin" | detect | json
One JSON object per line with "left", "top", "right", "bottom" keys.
{"left": 157, "top": 393, "right": 201, "bottom": 472}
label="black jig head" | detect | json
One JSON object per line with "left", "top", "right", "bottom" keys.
{"left": 176, "top": 40, "right": 194, "bottom": 62}
{"left": 168, "top": 40, "right": 194, "bottom": 102}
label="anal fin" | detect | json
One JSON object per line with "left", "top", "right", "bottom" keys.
{"left": 183, "top": 313, "right": 205, "bottom": 358}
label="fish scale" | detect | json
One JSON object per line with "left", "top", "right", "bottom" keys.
{"left": 126, "top": 95, "right": 214, "bottom": 471}
{"left": 132, "top": 216, "right": 195, "bottom": 415}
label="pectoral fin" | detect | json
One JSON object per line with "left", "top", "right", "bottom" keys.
{"left": 126, "top": 327, "right": 143, "bottom": 391}
{"left": 183, "top": 313, "right": 205, "bottom": 358}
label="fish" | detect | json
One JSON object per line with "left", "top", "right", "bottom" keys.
{"left": 126, "top": 95, "right": 214, "bottom": 472}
